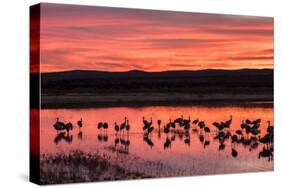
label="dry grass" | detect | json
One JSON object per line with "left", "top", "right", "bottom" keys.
{"left": 39, "top": 150, "right": 151, "bottom": 184}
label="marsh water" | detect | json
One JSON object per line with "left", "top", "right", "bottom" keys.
{"left": 40, "top": 104, "right": 273, "bottom": 182}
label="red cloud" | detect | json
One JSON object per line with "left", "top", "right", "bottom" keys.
{"left": 37, "top": 3, "right": 273, "bottom": 72}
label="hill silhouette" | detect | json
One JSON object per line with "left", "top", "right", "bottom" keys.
{"left": 41, "top": 68, "right": 273, "bottom": 81}
{"left": 36, "top": 69, "right": 273, "bottom": 108}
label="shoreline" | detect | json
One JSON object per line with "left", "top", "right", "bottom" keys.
{"left": 41, "top": 93, "right": 273, "bottom": 109}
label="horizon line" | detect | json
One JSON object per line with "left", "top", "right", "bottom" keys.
{"left": 39, "top": 68, "right": 274, "bottom": 74}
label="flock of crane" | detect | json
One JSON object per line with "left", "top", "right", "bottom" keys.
{"left": 53, "top": 117, "right": 83, "bottom": 132}
{"left": 53, "top": 115, "right": 274, "bottom": 160}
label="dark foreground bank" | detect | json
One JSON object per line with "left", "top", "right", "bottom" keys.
{"left": 40, "top": 150, "right": 151, "bottom": 184}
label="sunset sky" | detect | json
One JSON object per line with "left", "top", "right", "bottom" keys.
{"left": 38, "top": 3, "right": 273, "bottom": 73}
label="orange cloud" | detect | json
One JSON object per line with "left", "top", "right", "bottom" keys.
{"left": 37, "top": 3, "right": 273, "bottom": 72}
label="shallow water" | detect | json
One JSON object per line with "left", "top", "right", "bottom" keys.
{"left": 40, "top": 104, "right": 274, "bottom": 178}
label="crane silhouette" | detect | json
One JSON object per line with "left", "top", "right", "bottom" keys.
{"left": 77, "top": 118, "right": 83, "bottom": 130}
{"left": 97, "top": 122, "right": 103, "bottom": 133}
{"left": 114, "top": 122, "right": 120, "bottom": 135}
{"left": 53, "top": 118, "right": 65, "bottom": 133}
{"left": 103, "top": 122, "right": 108, "bottom": 134}
{"left": 126, "top": 119, "right": 130, "bottom": 135}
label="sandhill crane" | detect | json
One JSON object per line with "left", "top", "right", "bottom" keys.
{"left": 213, "top": 122, "right": 224, "bottom": 132}
{"left": 183, "top": 116, "right": 191, "bottom": 126}
{"left": 53, "top": 118, "right": 65, "bottom": 133}
{"left": 126, "top": 119, "right": 130, "bottom": 134}
{"left": 250, "top": 127, "right": 261, "bottom": 136}
{"left": 171, "top": 122, "right": 176, "bottom": 129}
{"left": 191, "top": 118, "right": 199, "bottom": 132}
{"left": 157, "top": 119, "right": 161, "bottom": 138}
{"left": 198, "top": 121, "right": 205, "bottom": 133}
{"left": 174, "top": 115, "right": 183, "bottom": 126}
{"left": 252, "top": 119, "right": 261, "bottom": 130}
{"left": 142, "top": 117, "right": 150, "bottom": 130}
{"left": 103, "top": 122, "right": 108, "bottom": 133}
{"left": 65, "top": 122, "right": 73, "bottom": 133}
{"left": 252, "top": 118, "right": 261, "bottom": 125}
{"left": 204, "top": 126, "right": 210, "bottom": 135}
{"left": 245, "top": 119, "right": 252, "bottom": 124}
{"left": 266, "top": 121, "right": 274, "bottom": 141}
{"left": 240, "top": 120, "right": 248, "bottom": 129}
{"left": 169, "top": 119, "right": 176, "bottom": 129}
{"left": 120, "top": 117, "right": 127, "bottom": 134}
{"left": 157, "top": 119, "right": 161, "bottom": 131}
{"left": 259, "top": 134, "right": 271, "bottom": 145}
{"left": 164, "top": 125, "right": 170, "bottom": 134}
{"left": 192, "top": 118, "right": 199, "bottom": 125}
{"left": 267, "top": 121, "right": 273, "bottom": 132}
{"left": 184, "top": 122, "right": 190, "bottom": 132}
{"left": 236, "top": 130, "right": 243, "bottom": 136}
{"left": 114, "top": 122, "right": 119, "bottom": 135}
{"left": 147, "top": 126, "right": 154, "bottom": 135}
{"left": 143, "top": 116, "right": 148, "bottom": 126}
{"left": 224, "top": 115, "right": 232, "bottom": 129}
{"left": 143, "top": 117, "right": 153, "bottom": 136}
{"left": 199, "top": 134, "right": 204, "bottom": 144}
{"left": 97, "top": 122, "right": 103, "bottom": 133}
{"left": 240, "top": 120, "right": 251, "bottom": 135}
{"left": 148, "top": 117, "right": 153, "bottom": 127}
{"left": 77, "top": 118, "right": 83, "bottom": 130}
{"left": 241, "top": 136, "right": 252, "bottom": 146}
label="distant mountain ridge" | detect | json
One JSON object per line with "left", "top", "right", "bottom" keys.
{"left": 40, "top": 68, "right": 273, "bottom": 81}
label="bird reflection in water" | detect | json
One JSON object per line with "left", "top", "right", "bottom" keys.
{"left": 164, "top": 137, "right": 172, "bottom": 150}
{"left": 97, "top": 134, "right": 108, "bottom": 142}
{"left": 103, "top": 135, "right": 108, "bottom": 142}
{"left": 199, "top": 133, "right": 204, "bottom": 144}
{"left": 184, "top": 133, "right": 191, "bottom": 146}
{"left": 231, "top": 148, "right": 238, "bottom": 158}
{"left": 54, "top": 132, "right": 73, "bottom": 145}
{"left": 143, "top": 135, "right": 154, "bottom": 148}
{"left": 230, "top": 134, "right": 239, "bottom": 158}
{"left": 54, "top": 132, "right": 65, "bottom": 145}
{"left": 78, "top": 131, "right": 83, "bottom": 140}
{"left": 219, "top": 142, "right": 226, "bottom": 151}
{"left": 97, "top": 134, "right": 103, "bottom": 142}
{"left": 121, "top": 137, "right": 130, "bottom": 154}
{"left": 64, "top": 133, "right": 73, "bottom": 144}
{"left": 113, "top": 135, "right": 130, "bottom": 154}
{"left": 259, "top": 146, "right": 273, "bottom": 161}
{"left": 204, "top": 140, "right": 210, "bottom": 149}
{"left": 178, "top": 131, "right": 184, "bottom": 141}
